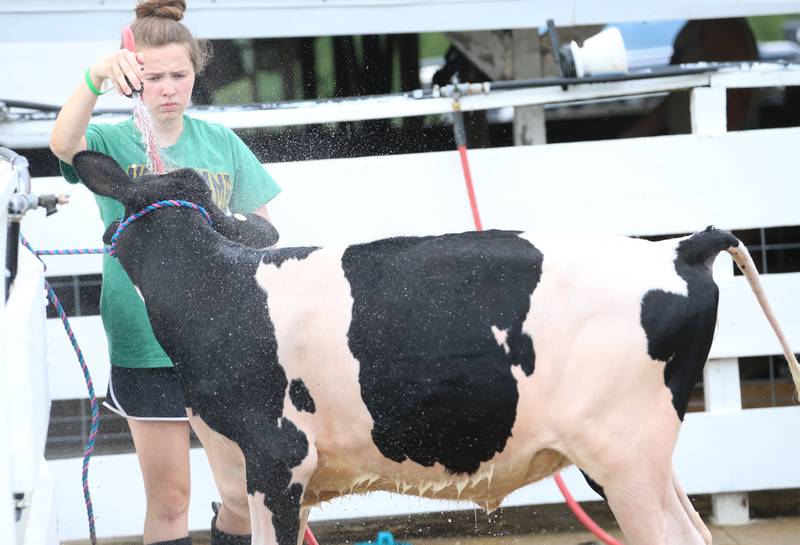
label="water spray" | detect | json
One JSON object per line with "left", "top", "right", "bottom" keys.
{"left": 121, "top": 25, "right": 165, "bottom": 174}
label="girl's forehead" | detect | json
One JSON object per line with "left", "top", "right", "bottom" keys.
{"left": 140, "top": 44, "right": 193, "bottom": 71}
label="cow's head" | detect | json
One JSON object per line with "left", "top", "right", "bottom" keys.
{"left": 72, "top": 150, "right": 279, "bottom": 249}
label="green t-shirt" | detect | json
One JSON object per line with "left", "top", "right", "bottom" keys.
{"left": 60, "top": 115, "right": 281, "bottom": 368}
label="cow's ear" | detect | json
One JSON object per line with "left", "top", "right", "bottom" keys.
{"left": 216, "top": 213, "right": 280, "bottom": 248}
{"left": 72, "top": 151, "right": 133, "bottom": 202}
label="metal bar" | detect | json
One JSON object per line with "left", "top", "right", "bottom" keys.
{"left": 2, "top": 148, "right": 31, "bottom": 297}
{"left": 5, "top": 223, "right": 19, "bottom": 301}
{"left": 754, "top": 242, "right": 800, "bottom": 251}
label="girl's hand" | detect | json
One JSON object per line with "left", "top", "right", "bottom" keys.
{"left": 90, "top": 49, "right": 145, "bottom": 97}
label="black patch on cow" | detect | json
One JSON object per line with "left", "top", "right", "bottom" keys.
{"left": 72, "top": 153, "right": 317, "bottom": 545}
{"left": 263, "top": 246, "right": 319, "bottom": 268}
{"left": 580, "top": 470, "right": 607, "bottom": 501}
{"left": 239, "top": 417, "right": 309, "bottom": 545}
{"left": 640, "top": 228, "right": 737, "bottom": 420}
{"left": 676, "top": 226, "right": 739, "bottom": 267}
{"left": 289, "top": 379, "right": 316, "bottom": 413}
{"left": 111, "top": 210, "right": 317, "bottom": 545}
{"left": 342, "top": 230, "right": 542, "bottom": 475}
{"left": 216, "top": 213, "right": 280, "bottom": 248}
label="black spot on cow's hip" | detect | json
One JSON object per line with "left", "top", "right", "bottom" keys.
{"left": 640, "top": 230, "right": 733, "bottom": 420}
{"left": 342, "top": 230, "right": 543, "bottom": 474}
{"left": 289, "top": 379, "right": 316, "bottom": 413}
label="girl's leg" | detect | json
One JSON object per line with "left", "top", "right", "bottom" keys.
{"left": 128, "top": 418, "right": 192, "bottom": 544}
{"left": 188, "top": 410, "right": 251, "bottom": 537}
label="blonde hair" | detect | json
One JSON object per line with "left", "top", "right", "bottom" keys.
{"left": 129, "top": 0, "right": 212, "bottom": 74}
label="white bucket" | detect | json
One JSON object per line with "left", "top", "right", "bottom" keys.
{"left": 569, "top": 26, "right": 628, "bottom": 77}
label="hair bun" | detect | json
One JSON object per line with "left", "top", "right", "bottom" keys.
{"left": 135, "top": 0, "right": 186, "bottom": 21}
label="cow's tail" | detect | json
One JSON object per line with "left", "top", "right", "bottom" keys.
{"left": 680, "top": 227, "right": 800, "bottom": 398}
{"left": 724, "top": 237, "right": 800, "bottom": 398}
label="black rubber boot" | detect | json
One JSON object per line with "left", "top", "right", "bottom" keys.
{"left": 147, "top": 537, "right": 192, "bottom": 545}
{"left": 211, "top": 502, "right": 252, "bottom": 545}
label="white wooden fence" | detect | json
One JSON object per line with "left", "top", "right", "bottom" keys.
{"left": 9, "top": 66, "right": 800, "bottom": 541}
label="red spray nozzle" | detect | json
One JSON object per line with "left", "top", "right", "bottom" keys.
{"left": 122, "top": 25, "right": 136, "bottom": 52}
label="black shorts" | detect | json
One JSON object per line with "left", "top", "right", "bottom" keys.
{"left": 103, "top": 366, "right": 188, "bottom": 421}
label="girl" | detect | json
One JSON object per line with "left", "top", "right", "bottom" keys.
{"left": 49, "top": 1, "right": 279, "bottom": 543}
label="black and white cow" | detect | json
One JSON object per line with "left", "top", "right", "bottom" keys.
{"left": 73, "top": 151, "right": 799, "bottom": 545}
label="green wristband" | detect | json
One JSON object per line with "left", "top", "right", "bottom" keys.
{"left": 84, "top": 68, "right": 110, "bottom": 96}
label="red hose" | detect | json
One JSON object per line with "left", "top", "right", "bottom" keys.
{"left": 553, "top": 473, "right": 625, "bottom": 545}
{"left": 304, "top": 526, "right": 320, "bottom": 545}
{"left": 456, "top": 144, "right": 483, "bottom": 231}
{"left": 121, "top": 25, "right": 136, "bottom": 52}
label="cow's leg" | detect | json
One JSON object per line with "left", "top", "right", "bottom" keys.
{"left": 599, "top": 466, "right": 708, "bottom": 545}
{"left": 248, "top": 490, "right": 274, "bottom": 545}
{"left": 673, "top": 472, "right": 712, "bottom": 545}
{"left": 250, "top": 502, "right": 309, "bottom": 545}
{"left": 242, "top": 418, "right": 318, "bottom": 545}
{"left": 545, "top": 315, "right": 711, "bottom": 545}
{"left": 569, "top": 419, "right": 707, "bottom": 545}
{"left": 296, "top": 508, "right": 310, "bottom": 545}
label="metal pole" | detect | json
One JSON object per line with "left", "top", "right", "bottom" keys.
{"left": 2, "top": 147, "right": 31, "bottom": 300}
{"left": 5, "top": 222, "right": 19, "bottom": 302}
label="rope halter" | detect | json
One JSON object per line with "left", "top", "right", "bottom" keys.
{"left": 109, "top": 199, "right": 213, "bottom": 256}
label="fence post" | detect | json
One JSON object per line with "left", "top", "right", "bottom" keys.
{"left": 705, "top": 253, "right": 749, "bottom": 525}
{"left": 690, "top": 86, "right": 727, "bottom": 136}
{"left": 691, "top": 86, "right": 750, "bottom": 525}
{"left": 512, "top": 28, "right": 546, "bottom": 145}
